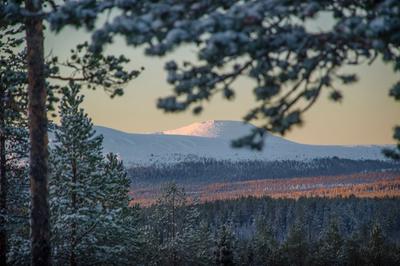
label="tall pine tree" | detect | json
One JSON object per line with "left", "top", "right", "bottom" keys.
{"left": 0, "top": 25, "right": 30, "bottom": 265}
{"left": 49, "top": 83, "right": 134, "bottom": 265}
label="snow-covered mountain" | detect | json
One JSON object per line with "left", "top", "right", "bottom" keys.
{"left": 159, "top": 120, "right": 258, "bottom": 139}
{"left": 94, "top": 120, "right": 389, "bottom": 166}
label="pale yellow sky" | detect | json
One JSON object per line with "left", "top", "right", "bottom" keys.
{"left": 45, "top": 23, "right": 399, "bottom": 146}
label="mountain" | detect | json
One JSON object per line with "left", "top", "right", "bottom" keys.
{"left": 94, "top": 120, "right": 389, "bottom": 166}
{"left": 160, "top": 120, "right": 257, "bottom": 138}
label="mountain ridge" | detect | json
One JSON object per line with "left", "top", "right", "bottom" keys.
{"left": 93, "top": 120, "right": 390, "bottom": 166}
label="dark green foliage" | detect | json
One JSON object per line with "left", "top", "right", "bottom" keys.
{"left": 49, "top": 85, "right": 139, "bottom": 265}
{"left": 284, "top": 223, "right": 309, "bottom": 266}
{"left": 383, "top": 126, "right": 400, "bottom": 160}
{"left": 215, "top": 224, "right": 235, "bottom": 266}
{"left": 0, "top": 24, "right": 30, "bottom": 265}
{"left": 142, "top": 182, "right": 213, "bottom": 266}
{"left": 311, "top": 221, "right": 344, "bottom": 266}
{"left": 252, "top": 220, "right": 283, "bottom": 266}
{"left": 129, "top": 158, "right": 399, "bottom": 186}
{"left": 365, "top": 224, "right": 399, "bottom": 266}
{"left": 342, "top": 233, "right": 366, "bottom": 266}
{"left": 138, "top": 191, "right": 400, "bottom": 266}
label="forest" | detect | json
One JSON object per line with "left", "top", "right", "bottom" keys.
{"left": 2, "top": 0, "right": 400, "bottom": 265}
{"left": 9, "top": 176, "right": 400, "bottom": 265}
{"left": 4, "top": 85, "right": 399, "bottom": 265}
{"left": 137, "top": 187, "right": 400, "bottom": 266}
{"left": 131, "top": 171, "right": 400, "bottom": 205}
{"left": 129, "top": 158, "right": 399, "bottom": 186}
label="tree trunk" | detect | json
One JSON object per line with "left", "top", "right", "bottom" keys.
{"left": 25, "top": 0, "right": 51, "bottom": 265}
{"left": 0, "top": 87, "right": 7, "bottom": 265}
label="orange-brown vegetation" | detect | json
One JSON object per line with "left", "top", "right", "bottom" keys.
{"left": 131, "top": 171, "right": 400, "bottom": 206}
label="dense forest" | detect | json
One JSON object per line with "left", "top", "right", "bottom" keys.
{"left": 10, "top": 181, "right": 400, "bottom": 265}
{"left": 131, "top": 171, "right": 400, "bottom": 206}
{"left": 135, "top": 184, "right": 400, "bottom": 266}
{"left": 132, "top": 184, "right": 400, "bottom": 266}
{"left": 129, "top": 158, "right": 400, "bottom": 186}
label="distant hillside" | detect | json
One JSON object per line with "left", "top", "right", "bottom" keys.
{"left": 94, "top": 120, "right": 391, "bottom": 166}
{"left": 128, "top": 158, "right": 399, "bottom": 186}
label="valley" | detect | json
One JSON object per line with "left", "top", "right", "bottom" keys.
{"left": 94, "top": 120, "right": 400, "bottom": 205}
{"left": 131, "top": 171, "right": 400, "bottom": 206}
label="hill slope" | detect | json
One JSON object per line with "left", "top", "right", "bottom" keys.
{"left": 94, "top": 120, "right": 388, "bottom": 166}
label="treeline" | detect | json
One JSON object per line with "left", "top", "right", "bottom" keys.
{"left": 134, "top": 184, "right": 400, "bottom": 266}
{"left": 195, "top": 196, "right": 400, "bottom": 243}
{"left": 129, "top": 158, "right": 399, "bottom": 186}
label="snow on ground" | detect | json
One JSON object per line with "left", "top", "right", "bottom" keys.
{"left": 94, "top": 120, "right": 389, "bottom": 167}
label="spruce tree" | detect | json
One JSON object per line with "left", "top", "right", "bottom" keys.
{"left": 1, "top": 4, "right": 142, "bottom": 262}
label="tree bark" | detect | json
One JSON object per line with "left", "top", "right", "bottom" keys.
{"left": 0, "top": 87, "right": 7, "bottom": 265}
{"left": 25, "top": 0, "right": 51, "bottom": 265}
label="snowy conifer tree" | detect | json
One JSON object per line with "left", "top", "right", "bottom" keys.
{"left": 253, "top": 219, "right": 282, "bottom": 266}
{"left": 92, "top": 153, "right": 142, "bottom": 265}
{"left": 180, "top": 201, "right": 213, "bottom": 266}
{"left": 0, "top": 25, "right": 30, "bottom": 265}
{"left": 312, "top": 221, "right": 344, "bottom": 266}
{"left": 284, "top": 222, "right": 309, "bottom": 266}
{"left": 49, "top": 83, "right": 135, "bottom": 265}
{"left": 1, "top": 3, "right": 143, "bottom": 262}
{"left": 214, "top": 224, "right": 236, "bottom": 266}
{"left": 150, "top": 182, "right": 187, "bottom": 265}
{"left": 147, "top": 182, "right": 211, "bottom": 265}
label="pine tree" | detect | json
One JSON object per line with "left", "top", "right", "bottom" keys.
{"left": 93, "top": 153, "right": 142, "bottom": 265}
{"left": 284, "top": 222, "right": 309, "bottom": 266}
{"left": 147, "top": 183, "right": 212, "bottom": 265}
{"left": 215, "top": 224, "right": 235, "bottom": 266}
{"left": 22, "top": 0, "right": 51, "bottom": 263}
{"left": 1, "top": 3, "right": 142, "bottom": 263}
{"left": 342, "top": 233, "right": 365, "bottom": 266}
{"left": 149, "top": 182, "right": 188, "bottom": 265}
{"left": 313, "top": 221, "right": 343, "bottom": 266}
{"left": 181, "top": 202, "right": 213, "bottom": 266}
{"left": 253, "top": 219, "right": 282, "bottom": 266}
{"left": 366, "top": 224, "right": 392, "bottom": 266}
{"left": 0, "top": 25, "right": 30, "bottom": 265}
{"left": 49, "top": 83, "right": 134, "bottom": 265}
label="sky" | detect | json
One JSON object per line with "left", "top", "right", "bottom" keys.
{"left": 45, "top": 18, "right": 400, "bottom": 146}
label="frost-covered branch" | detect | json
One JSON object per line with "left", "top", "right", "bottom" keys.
{"left": 44, "top": 0, "right": 400, "bottom": 151}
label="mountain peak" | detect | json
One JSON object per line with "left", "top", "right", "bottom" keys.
{"left": 160, "top": 120, "right": 256, "bottom": 139}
